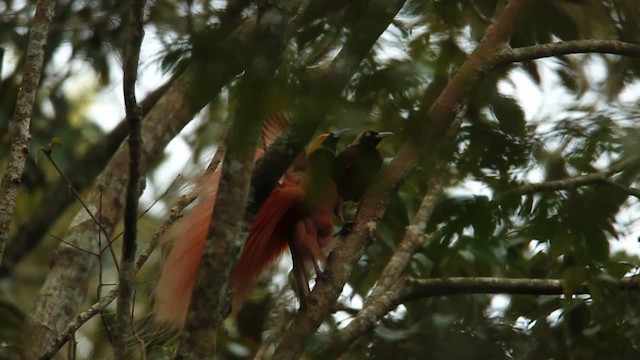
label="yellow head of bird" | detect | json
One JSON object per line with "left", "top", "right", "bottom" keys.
{"left": 307, "top": 129, "right": 350, "bottom": 154}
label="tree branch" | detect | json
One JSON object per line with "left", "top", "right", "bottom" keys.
{"left": 320, "top": 275, "right": 640, "bottom": 352}
{"left": 39, "top": 193, "right": 194, "bottom": 359}
{"left": 113, "top": 0, "right": 146, "bottom": 358}
{"left": 0, "top": 75, "right": 176, "bottom": 278}
{"left": 0, "top": 0, "right": 55, "bottom": 264}
{"left": 495, "top": 39, "right": 640, "bottom": 66}
{"left": 272, "top": 1, "right": 532, "bottom": 358}
{"left": 18, "top": 5, "right": 282, "bottom": 355}
{"left": 403, "top": 276, "right": 640, "bottom": 300}
{"left": 506, "top": 155, "right": 640, "bottom": 196}
{"left": 173, "top": 3, "right": 290, "bottom": 358}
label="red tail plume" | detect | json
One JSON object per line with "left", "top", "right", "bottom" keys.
{"left": 230, "top": 180, "right": 304, "bottom": 311}
{"left": 154, "top": 169, "right": 220, "bottom": 327}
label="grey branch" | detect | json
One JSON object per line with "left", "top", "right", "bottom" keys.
{"left": 495, "top": 39, "right": 640, "bottom": 66}
{"left": 604, "top": 180, "right": 640, "bottom": 200}
{"left": 113, "top": 0, "right": 147, "bottom": 358}
{"left": 508, "top": 156, "right": 640, "bottom": 196}
{"left": 0, "top": 0, "right": 55, "bottom": 264}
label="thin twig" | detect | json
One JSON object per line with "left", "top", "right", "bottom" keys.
{"left": 2, "top": 75, "right": 176, "bottom": 277}
{"left": 49, "top": 234, "right": 100, "bottom": 257}
{"left": 109, "top": 175, "right": 183, "bottom": 256}
{"left": 39, "top": 194, "right": 194, "bottom": 359}
{"left": 504, "top": 155, "right": 640, "bottom": 197}
{"left": 41, "top": 148, "right": 119, "bottom": 271}
{"left": 67, "top": 333, "right": 76, "bottom": 360}
{"left": 114, "top": 0, "right": 147, "bottom": 357}
{"left": 97, "top": 187, "right": 115, "bottom": 344}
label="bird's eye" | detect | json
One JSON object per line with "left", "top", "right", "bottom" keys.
{"left": 365, "top": 131, "right": 372, "bottom": 137}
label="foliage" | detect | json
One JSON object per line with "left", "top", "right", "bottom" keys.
{"left": 1, "top": 0, "right": 640, "bottom": 359}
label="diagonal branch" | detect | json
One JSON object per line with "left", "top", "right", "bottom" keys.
{"left": 0, "top": 0, "right": 56, "bottom": 264}
{"left": 113, "top": 0, "right": 146, "bottom": 358}
{"left": 272, "top": 1, "right": 532, "bottom": 358}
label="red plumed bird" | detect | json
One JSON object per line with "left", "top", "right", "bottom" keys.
{"left": 231, "top": 129, "right": 348, "bottom": 310}
{"left": 154, "top": 114, "right": 346, "bottom": 326}
{"left": 155, "top": 113, "right": 292, "bottom": 326}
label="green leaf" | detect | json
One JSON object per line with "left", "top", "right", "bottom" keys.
{"left": 411, "top": 252, "right": 434, "bottom": 276}
{"left": 491, "top": 94, "right": 526, "bottom": 137}
{"left": 563, "top": 265, "right": 587, "bottom": 295}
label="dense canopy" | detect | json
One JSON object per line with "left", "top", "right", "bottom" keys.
{"left": 1, "top": 0, "right": 640, "bottom": 359}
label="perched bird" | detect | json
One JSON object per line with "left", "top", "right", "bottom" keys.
{"left": 231, "top": 129, "right": 348, "bottom": 310}
{"left": 335, "top": 130, "right": 392, "bottom": 202}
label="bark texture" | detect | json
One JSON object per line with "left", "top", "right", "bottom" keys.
{"left": 0, "top": 0, "right": 56, "bottom": 264}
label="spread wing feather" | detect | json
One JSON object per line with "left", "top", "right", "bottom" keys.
{"left": 261, "top": 112, "right": 289, "bottom": 150}
{"left": 231, "top": 181, "right": 305, "bottom": 310}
